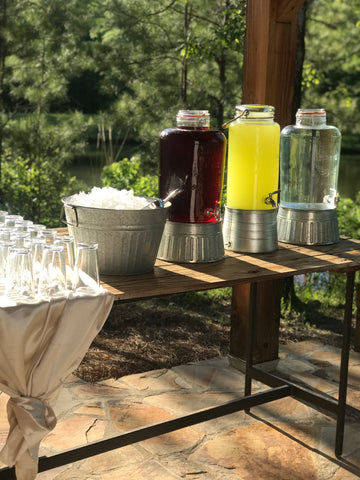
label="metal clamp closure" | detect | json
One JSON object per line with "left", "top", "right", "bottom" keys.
{"left": 264, "top": 190, "right": 280, "bottom": 208}
{"left": 222, "top": 109, "right": 250, "bottom": 129}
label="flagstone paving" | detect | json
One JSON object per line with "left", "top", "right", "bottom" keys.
{"left": 1, "top": 340, "right": 360, "bottom": 479}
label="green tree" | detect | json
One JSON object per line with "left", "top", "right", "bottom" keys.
{"left": 302, "top": 0, "right": 360, "bottom": 148}
{"left": 177, "top": 0, "right": 246, "bottom": 127}
{"left": 0, "top": 0, "right": 93, "bottom": 224}
{"left": 0, "top": 149, "right": 80, "bottom": 226}
{"left": 89, "top": 0, "right": 245, "bottom": 170}
{"left": 5, "top": 0, "right": 93, "bottom": 112}
{"left": 101, "top": 155, "right": 158, "bottom": 197}
{"left": 337, "top": 194, "right": 360, "bottom": 239}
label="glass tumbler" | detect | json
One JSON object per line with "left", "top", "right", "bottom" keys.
{"left": 14, "top": 232, "right": 31, "bottom": 248}
{"left": 14, "top": 219, "right": 33, "bottom": 232}
{"left": 28, "top": 224, "right": 47, "bottom": 238}
{"left": 38, "top": 244, "right": 67, "bottom": 298}
{"left": 0, "top": 228, "right": 13, "bottom": 242}
{"left": 5, "top": 247, "right": 34, "bottom": 301}
{"left": 0, "top": 243, "right": 13, "bottom": 295}
{"left": 54, "top": 235, "right": 75, "bottom": 289}
{"left": 31, "top": 240, "right": 46, "bottom": 291}
{"left": 0, "top": 211, "right": 8, "bottom": 223}
{"left": 4, "top": 215, "right": 23, "bottom": 228}
{"left": 72, "top": 242, "right": 99, "bottom": 294}
{"left": 39, "top": 229, "right": 57, "bottom": 244}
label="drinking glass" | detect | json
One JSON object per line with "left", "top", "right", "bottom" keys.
{"left": 72, "top": 242, "right": 100, "bottom": 294}
{"left": 39, "top": 229, "right": 57, "bottom": 244}
{"left": 15, "top": 219, "right": 33, "bottom": 231}
{"left": 38, "top": 245, "right": 67, "bottom": 298}
{"left": 14, "top": 232, "right": 31, "bottom": 248}
{"left": 0, "top": 211, "right": 8, "bottom": 224}
{"left": 54, "top": 235, "right": 75, "bottom": 289}
{"left": 0, "top": 228, "right": 14, "bottom": 242}
{"left": 31, "top": 240, "right": 46, "bottom": 291}
{"left": 4, "top": 215, "right": 23, "bottom": 228}
{"left": 0, "top": 243, "right": 13, "bottom": 295}
{"left": 28, "top": 224, "right": 46, "bottom": 238}
{"left": 5, "top": 247, "right": 34, "bottom": 301}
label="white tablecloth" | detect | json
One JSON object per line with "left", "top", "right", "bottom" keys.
{"left": 0, "top": 289, "right": 114, "bottom": 479}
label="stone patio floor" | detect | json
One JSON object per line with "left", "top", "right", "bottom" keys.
{"left": 1, "top": 340, "right": 360, "bottom": 479}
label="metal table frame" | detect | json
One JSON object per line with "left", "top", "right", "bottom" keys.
{"left": 0, "top": 245, "right": 358, "bottom": 477}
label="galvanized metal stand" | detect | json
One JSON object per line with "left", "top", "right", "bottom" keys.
{"left": 0, "top": 273, "right": 356, "bottom": 478}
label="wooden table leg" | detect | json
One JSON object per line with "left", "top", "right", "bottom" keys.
{"left": 230, "top": 280, "right": 281, "bottom": 364}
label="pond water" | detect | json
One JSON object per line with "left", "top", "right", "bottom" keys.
{"left": 69, "top": 151, "right": 360, "bottom": 200}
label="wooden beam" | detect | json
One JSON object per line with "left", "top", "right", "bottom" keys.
{"left": 241, "top": 0, "right": 305, "bottom": 127}
{"left": 230, "top": 0, "right": 305, "bottom": 363}
{"left": 276, "top": 0, "right": 307, "bottom": 22}
{"left": 230, "top": 282, "right": 282, "bottom": 364}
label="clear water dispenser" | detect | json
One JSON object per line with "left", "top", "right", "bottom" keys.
{"left": 278, "top": 108, "right": 341, "bottom": 245}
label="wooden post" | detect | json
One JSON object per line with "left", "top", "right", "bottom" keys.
{"left": 242, "top": 0, "right": 305, "bottom": 127}
{"left": 230, "top": 0, "right": 306, "bottom": 363}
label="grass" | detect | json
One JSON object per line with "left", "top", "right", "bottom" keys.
{"left": 75, "top": 283, "right": 353, "bottom": 383}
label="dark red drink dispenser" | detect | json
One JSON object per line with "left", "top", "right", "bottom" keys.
{"left": 157, "top": 110, "right": 226, "bottom": 263}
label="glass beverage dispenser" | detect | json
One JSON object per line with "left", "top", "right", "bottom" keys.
{"left": 222, "top": 105, "right": 280, "bottom": 253}
{"left": 157, "top": 110, "right": 226, "bottom": 263}
{"left": 277, "top": 108, "right": 341, "bottom": 245}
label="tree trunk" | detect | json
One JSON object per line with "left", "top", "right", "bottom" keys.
{"left": 292, "top": 1, "right": 308, "bottom": 120}
{"left": 0, "top": 0, "right": 8, "bottom": 186}
{"left": 216, "top": 50, "right": 226, "bottom": 128}
{"left": 181, "top": 1, "right": 191, "bottom": 105}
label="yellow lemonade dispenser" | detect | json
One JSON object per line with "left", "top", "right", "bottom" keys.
{"left": 222, "top": 105, "right": 280, "bottom": 253}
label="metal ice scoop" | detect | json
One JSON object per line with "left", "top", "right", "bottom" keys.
{"left": 143, "top": 188, "right": 182, "bottom": 209}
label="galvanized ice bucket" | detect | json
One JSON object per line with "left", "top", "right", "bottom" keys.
{"left": 61, "top": 196, "right": 170, "bottom": 275}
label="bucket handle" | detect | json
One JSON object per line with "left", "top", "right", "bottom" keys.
{"left": 60, "top": 204, "right": 79, "bottom": 227}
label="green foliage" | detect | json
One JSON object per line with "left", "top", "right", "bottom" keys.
{"left": 101, "top": 156, "right": 158, "bottom": 197}
{"left": 291, "top": 192, "right": 360, "bottom": 313}
{"left": 0, "top": 0, "right": 95, "bottom": 225}
{"left": 4, "top": 112, "right": 90, "bottom": 165}
{"left": 0, "top": 0, "right": 246, "bottom": 225}
{"left": 87, "top": 0, "right": 245, "bottom": 167}
{"left": 0, "top": 150, "right": 81, "bottom": 227}
{"left": 337, "top": 193, "right": 360, "bottom": 238}
{"left": 0, "top": 110, "right": 92, "bottom": 226}
{"left": 292, "top": 0, "right": 360, "bottom": 314}
{"left": 3, "top": 0, "right": 93, "bottom": 114}
{"left": 302, "top": 0, "right": 360, "bottom": 144}
{"left": 295, "top": 272, "right": 347, "bottom": 308}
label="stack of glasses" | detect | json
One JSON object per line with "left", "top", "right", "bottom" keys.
{"left": 0, "top": 211, "right": 100, "bottom": 303}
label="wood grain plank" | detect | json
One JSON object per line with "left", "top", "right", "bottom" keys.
{"left": 57, "top": 227, "right": 360, "bottom": 301}
{"left": 99, "top": 238, "right": 360, "bottom": 301}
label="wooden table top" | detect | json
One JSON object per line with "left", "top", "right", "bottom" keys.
{"left": 97, "top": 236, "right": 360, "bottom": 302}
